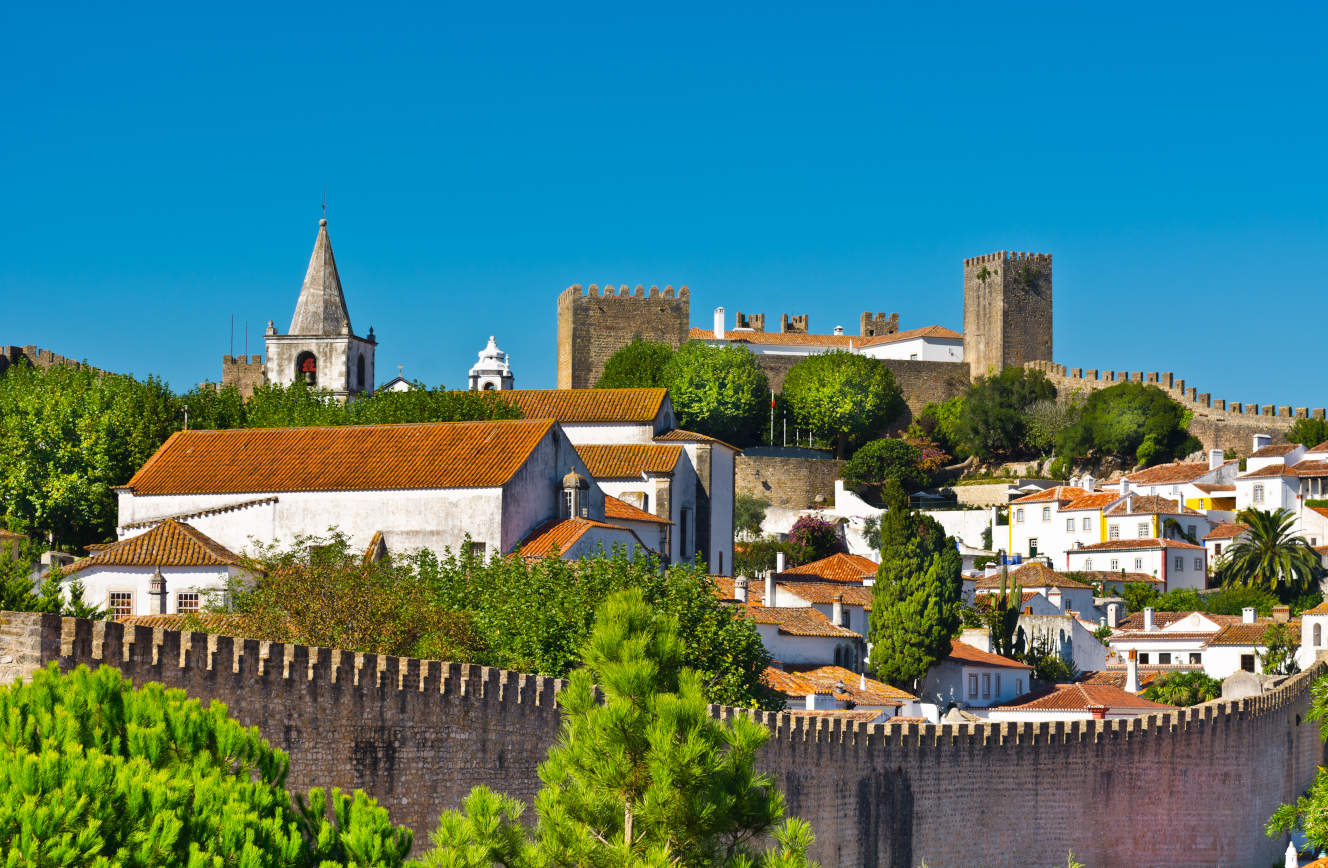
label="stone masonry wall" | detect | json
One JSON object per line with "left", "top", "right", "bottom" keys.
{"left": 556, "top": 284, "right": 690, "bottom": 389}
{"left": 735, "top": 454, "right": 845, "bottom": 510}
{"left": 0, "top": 345, "right": 100, "bottom": 376}
{"left": 221, "top": 354, "right": 267, "bottom": 398}
{"left": 1025, "top": 360, "right": 1315, "bottom": 455}
{"left": 963, "top": 252, "right": 1054, "bottom": 379}
{"left": 0, "top": 611, "right": 1323, "bottom": 867}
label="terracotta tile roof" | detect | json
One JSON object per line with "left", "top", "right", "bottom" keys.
{"left": 1191, "top": 483, "right": 1235, "bottom": 494}
{"left": 123, "top": 420, "right": 556, "bottom": 495}
{"left": 64, "top": 520, "right": 241, "bottom": 575}
{"left": 1110, "top": 631, "right": 1226, "bottom": 642}
{"left": 1204, "top": 522, "right": 1246, "bottom": 541}
{"left": 1072, "top": 570, "right": 1165, "bottom": 585}
{"left": 712, "top": 576, "right": 766, "bottom": 605}
{"left": 1237, "top": 463, "right": 1292, "bottom": 479}
{"left": 775, "top": 582, "right": 873, "bottom": 609}
{"left": 1116, "top": 611, "right": 1237, "bottom": 631}
{"left": 764, "top": 665, "right": 915, "bottom": 703}
{"left": 975, "top": 562, "right": 1092, "bottom": 590}
{"left": 1233, "top": 460, "right": 1328, "bottom": 479}
{"left": 120, "top": 497, "right": 279, "bottom": 531}
{"left": 1291, "top": 461, "right": 1328, "bottom": 478}
{"left": 1061, "top": 492, "right": 1120, "bottom": 511}
{"left": 689, "top": 325, "right": 961, "bottom": 349}
{"left": 1074, "top": 538, "right": 1203, "bottom": 552}
{"left": 778, "top": 552, "right": 878, "bottom": 583}
{"left": 495, "top": 388, "right": 668, "bottom": 423}
{"left": 1309, "top": 441, "right": 1328, "bottom": 453}
{"left": 1304, "top": 601, "right": 1328, "bottom": 616}
{"left": 1309, "top": 507, "right": 1328, "bottom": 522}
{"left": 119, "top": 613, "right": 248, "bottom": 633}
{"left": 786, "top": 709, "right": 892, "bottom": 723}
{"left": 1121, "top": 461, "right": 1232, "bottom": 485}
{"left": 1010, "top": 486, "right": 1087, "bottom": 505}
{"left": 1104, "top": 495, "right": 1201, "bottom": 517}
{"left": 1000, "top": 682, "right": 1173, "bottom": 711}
{"left": 1249, "top": 442, "right": 1300, "bottom": 458}
{"left": 1204, "top": 621, "right": 1299, "bottom": 647}
{"left": 857, "top": 325, "right": 964, "bottom": 346}
{"left": 603, "top": 495, "right": 671, "bottom": 524}
{"left": 517, "top": 518, "right": 647, "bottom": 559}
{"left": 946, "top": 640, "right": 1031, "bottom": 669}
{"left": 1084, "top": 667, "right": 1193, "bottom": 689}
{"left": 576, "top": 444, "right": 683, "bottom": 479}
{"left": 744, "top": 605, "right": 859, "bottom": 638}
{"left": 653, "top": 428, "right": 741, "bottom": 452}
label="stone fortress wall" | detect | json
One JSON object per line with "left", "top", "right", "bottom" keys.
{"left": 1025, "top": 360, "right": 1315, "bottom": 454}
{"left": 556, "top": 284, "right": 691, "bottom": 388}
{"left": 0, "top": 345, "right": 99, "bottom": 375}
{"left": 3, "top": 610, "right": 1322, "bottom": 868}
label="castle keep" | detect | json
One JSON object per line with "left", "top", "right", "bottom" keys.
{"left": 962, "top": 251, "right": 1054, "bottom": 376}
{"left": 556, "top": 284, "right": 690, "bottom": 388}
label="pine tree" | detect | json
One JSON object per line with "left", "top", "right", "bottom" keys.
{"left": 419, "top": 588, "right": 818, "bottom": 867}
{"left": 868, "top": 481, "right": 963, "bottom": 689}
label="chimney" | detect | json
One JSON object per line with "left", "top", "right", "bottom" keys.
{"left": 765, "top": 571, "right": 776, "bottom": 607}
{"left": 833, "top": 325, "right": 844, "bottom": 336}
{"left": 713, "top": 306, "right": 726, "bottom": 340}
{"left": 805, "top": 693, "right": 816, "bottom": 710}
{"left": 1273, "top": 605, "right": 1290, "bottom": 624}
{"left": 1287, "top": 840, "right": 1300, "bottom": 868}
{"left": 1089, "top": 705, "right": 1108, "bottom": 720}
{"left": 1253, "top": 433, "right": 1272, "bottom": 452}
{"left": 859, "top": 672, "right": 866, "bottom": 689}
{"left": 776, "top": 551, "right": 786, "bottom": 573}
{"left": 1209, "top": 448, "right": 1224, "bottom": 470}
{"left": 1125, "top": 648, "right": 1139, "bottom": 693}
{"left": 733, "top": 575, "right": 748, "bottom": 603}
{"left": 832, "top": 592, "right": 845, "bottom": 627}
{"left": 1242, "top": 606, "right": 1256, "bottom": 624}
{"left": 1120, "top": 477, "right": 1131, "bottom": 496}
{"left": 1048, "top": 588, "right": 1062, "bottom": 610}
{"left": 1143, "top": 607, "right": 1155, "bottom": 631}
{"left": 1106, "top": 601, "right": 1121, "bottom": 629}
{"left": 148, "top": 568, "right": 167, "bottom": 615}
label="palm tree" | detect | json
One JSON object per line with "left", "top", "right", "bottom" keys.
{"left": 1216, "top": 508, "right": 1322, "bottom": 601}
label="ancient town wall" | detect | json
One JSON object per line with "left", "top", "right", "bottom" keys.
{"left": 556, "top": 284, "right": 691, "bottom": 389}
{"left": 1, "top": 611, "right": 1321, "bottom": 867}
{"left": 735, "top": 451, "right": 845, "bottom": 509}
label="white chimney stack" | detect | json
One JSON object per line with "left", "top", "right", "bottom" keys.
{"left": 1106, "top": 601, "right": 1121, "bottom": 629}
{"left": 1242, "top": 606, "right": 1256, "bottom": 624}
{"left": 833, "top": 325, "right": 844, "bottom": 336}
{"left": 1143, "top": 607, "right": 1155, "bottom": 632}
{"left": 832, "top": 592, "right": 845, "bottom": 627}
{"left": 776, "top": 551, "right": 786, "bottom": 573}
{"left": 734, "top": 575, "right": 748, "bottom": 603}
{"left": 1209, "top": 448, "right": 1224, "bottom": 470}
{"left": 1286, "top": 840, "right": 1299, "bottom": 868}
{"left": 1120, "top": 477, "right": 1131, "bottom": 496}
{"left": 1125, "top": 648, "right": 1139, "bottom": 693}
{"left": 765, "top": 571, "right": 776, "bottom": 607}
{"left": 1253, "top": 433, "right": 1271, "bottom": 452}
{"left": 713, "top": 306, "right": 726, "bottom": 341}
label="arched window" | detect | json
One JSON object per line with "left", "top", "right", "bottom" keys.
{"left": 356, "top": 355, "right": 366, "bottom": 390}
{"left": 296, "top": 351, "right": 317, "bottom": 387}
{"left": 482, "top": 382, "right": 495, "bottom": 390}
{"left": 1315, "top": 623, "right": 1322, "bottom": 648}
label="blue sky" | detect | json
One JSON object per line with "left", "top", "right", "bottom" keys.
{"left": 3, "top": 2, "right": 1325, "bottom": 405}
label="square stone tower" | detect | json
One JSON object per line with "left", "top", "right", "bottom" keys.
{"left": 962, "top": 251, "right": 1053, "bottom": 379}
{"left": 556, "top": 284, "right": 690, "bottom": 388}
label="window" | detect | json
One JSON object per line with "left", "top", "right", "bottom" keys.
{"left": 295, "top": 351, "right": 317, "bottom": 387}
{"left": 1187, "top": 525, "right": 1197, "bottom": 538}
{"left": 1016, "top": 678, "right": 1023, "bottom": 695}
{"left": 995, "top": 674, "right": 1001, "bottom": 695}
{"left": 176, "top": 592, "right": 199, "bottom": 614}
{"left": 1042, "top": 507, "right": 1051, "bottom": 522}
{"left": 1028, "top": 539, "right": 1038, "bottom": 557}
{"left": 1194, "top": 558, "right": 1203, "bottom": 571}
{"left": 1253, "top": 484, "right": 1264, "bottom": 504}
{"left": 1174, "top": 556, "right": 1183, "bottom": 571}
{"left": 1110, "top": 558, "right": 1119, "bottom": 570}
{"left": 968, "top": 674, "right": 978, "bottom": 697}
{"left": 1066, "top": 518, "right": 1075, "bottom": 531}
{"left": 1016, "top": 508, "right": 1025, "bottom": 523}
{"left": 1240, "top": 654, "right": 1255, "bottom": 673}
{"left": 1190, "top": 653, "right": 1202, "bottom": 664}
{"left": 1158, "top": 652, "right": 1171, "bottom": 664}
{"left": 1137, "top": 522, "right": 1149, "bottom": 538}
{"left": 680, "top": 508, "right": 692, "bottom": 557}
{"left": 1085, "top": 558, "right": 1093, "bottom": 569}
{"left": 1134, "top": 558, "right": 1143, "bottom": 570}
{"left": 982, "top": 673, "right": 991, "bottom": 698}
{"left": 1082, "top": 517, "right": 1091, "bottom": 531}
{"left": 356, "top": 356, "right": 366, "bottom": 390}
{"left": 909, "top": 353, "right": 918, "bottom": 360}
{"left": 1171, "top": 485, "right": 1179, "bottom": 496}
{"left": 1109, "top": 524, "right": 1120, "bottom": 540}
{"left": 717, "top": 552, "right": 723, "bottom": 574}
{"left": 1138, "top": 653, "right": 1150, "bottom": 664}
{"left": 109, "top": 592, "right": 133, "bottom": 618}
{"left": 561, "top": 489, "right": 574, "bottom": 519}
{"left": 1214, "top": 543, "right": 1223, "bottom": 556}
{"left": 1316, "top": 624, "right": 1323, "bottom": 648}
{"left": 466, "top": 541, "right": 487, "bottom": 560}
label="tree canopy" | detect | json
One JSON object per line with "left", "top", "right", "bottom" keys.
{"left": 594, "top": 338, "right": 675, "bottom": 389}
{"left": 840, "top": 438, "right": 930, "bottom": 499}
{"left": 1286, "top": 417, "right": 1328, "bottom": 449}
{"left": 1055, "top": 381, "right": 1199, "bottom": 467}
{"left": 661, "top": 342, "right": 770, "bottom": 445}
{"left": 1141, "top": 671, "right": 1222, "bottom": 706}
{"left": 418, "top": 589, "right": 818, "bottom": 868}
{"left": 1268, "top": 676, "right": 1328, "bottom": 851}
{"left": 954, "top": 367, "right": 1056, "bottom": 460}
{"left": 780, "top": 351, "right": 904, "bottom": 458}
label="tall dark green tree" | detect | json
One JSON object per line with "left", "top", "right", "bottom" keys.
{"left": 954, "top": 366, "right": 1056, "bottom": 459}
{"left": 419, "top": 589, "right": 818, "bottom": 867}
{"left": 1216, "top": 508, "right": 1323, "bottom": 602}
{"left": 780, "top": 351, "right": 904, "bottom": 458}
{"left": 868, "top": 481, "right": 963, "bottom": 688}
{"left": 662, "top": 342, "right": 769, "bottom": 445}
{"left": 1055, "top": 381, "right": 1200, "bottom": 467}
{"left": 595, "top": 338, "right": 675, "bottom": 388}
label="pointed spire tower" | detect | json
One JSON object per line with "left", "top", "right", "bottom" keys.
{"left": 263, "top": 217, "right": 378, "bottom": 399}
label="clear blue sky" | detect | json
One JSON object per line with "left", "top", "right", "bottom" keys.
{"left": 3, "top": 2, "right": 1325, "bottom": 406}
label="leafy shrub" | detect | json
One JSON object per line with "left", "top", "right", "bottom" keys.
{"left": 781, "top": 351, "right": 905, "bottom": 457}
{"left": 955, "top": 367, "right": 1056, "bottom": 460}
{"left": 594, "top": 338, "right": 674, "bottom": 388}
{"left": 785, "top": 514, "right": 846, "bottom": 567}
{"left": 1141, "top": 671, "right": 1222, "bottom": 706}
{"left": 1055, "top": 382, "right": 1200, "bottom": 467}
{"left": 662, "top": 342, "right": 770, "bottom": 446}
{"left": 735, "top": 492, "right": 771, "bottom": 539}
{"left": 841, "top": 438, "right": 930, "bottom": 499}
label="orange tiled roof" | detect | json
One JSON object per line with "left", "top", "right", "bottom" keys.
{"left": 0, "top": 528, "right": 26, "bottom": 541}
{"left": 1061, "top": 492, "right": 1120, "bottom": 511}
{"left": 1238, "top": 463, "right": 1292, "bottom": 479}
{"left": 119, "top": 613, "right": 248, "bottom": 633}
{"left": 1249, "top": 442, "right": 1300, "bottom": 458}
{"left": 744, "top": 605, "right": 859, "bottom": 637}
{"left": 779, "top": 552, "right": 878, "bottom": 583}
{"left": 1010, "top": 486, "right": 1087, "bottom": 505}
{"left": 653, "top": 428, "right": 742, "bottom": 452}
{"left": 1237, "top": 460, "right": 1328, "bottom": 479}
{"left": 1001, "top": 682, "right": 1173, "bottom": 711}
{"left": 947, "top": 640, "right": 1031, "bottom": 669}
{"left": 1305, "top": 600, "right": 1328, "bottom": 616}
{"left": 858, "top": 325, "right": 964, "bottom": 346}
{"left": 712, "top": 575, "right": 766, "bottom": 605}
{"left": 1084, "top": 667, "right": 1189, "bottom": 689}
{"left": 787, "top": 709, "right": 892, "bottom": 723}
{"left": 1104, "top": 495, "right": 1201, "bottom": 517}
{"left": 1074, "top": 538, "right": 1204, "bottom": 552}
{"left": 123, "top": 420, "right": 556, "bottom": 495}
{"left": 1205, "top": 621, "right": 1300, "bottom": 647}
{"left": 764, "top": 665, "right": 915, "bottom": 704}
{"left": 603, "top": 495, "right": 671, "bottom": 524}
{"left": 1121, "top": 461, "right": 1232, "bottom": 485}
{"left": 776, "top": 581, "right": 873, "bottom": 609}
{"left": 1072, "top": 570, "right": 1165, "bottom": 585}
{"left": 1204, "top": 522, "right": 1246, "bottom": 541}
{"left": 496, "top": 388, "right": 668, "bottom": 424}
{"left": 975, "top": 562, "right": 1092, "bottom": 590}
{"left": 517, "top": 518, "right": 647, "bottom": 559}
{"left": 576, "top": 444, "right": 683, "bottom": 479}
{"left": 1192, "top": 483, "right": 1235, "bottom": 494}
{"left": 64, "top": 520, "right": 240, "bottom": 575}
{"left": 1309, "top": 441, "right": 1328, "bottom": 453}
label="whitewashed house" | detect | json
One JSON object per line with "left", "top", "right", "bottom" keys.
{"left": 916, "top": 639, "right": 1032, "bottom": 714}
{"left": 1065, "top": 538, "right": 1207, "bottom": 591}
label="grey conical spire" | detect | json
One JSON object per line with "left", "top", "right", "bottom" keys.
{"left": 289, "top": 218, "right": 352, "bottom": 335}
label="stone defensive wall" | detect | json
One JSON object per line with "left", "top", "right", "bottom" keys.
{"left": 736, "top": 449, "right": 845, "bottom": 509}
{"left": 2, "top": 611, "right": 1323, "bottom": 867}
{"left": 0, "top": 344, "right": 99, "bottom": 375}
{"left": 1025, "top": 360, "right": 1319, "bottom": 454}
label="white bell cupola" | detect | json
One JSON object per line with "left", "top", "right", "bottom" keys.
{"left": 468, "top": 336, "right": 515, "bottom": 391}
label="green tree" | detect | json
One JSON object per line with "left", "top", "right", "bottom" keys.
{"left": 917, "top": 396, "right": 965, "bottom": 458}
{"left": 840, "top": 438, "right": 929, "bottom": 500}
{"left": 868, "top": 483, "right": 963, "bottom": 688}
{"left": 734, "top": 493, "right": 770, "bottom": 539}
{"left": 1269, "top": 676, "right": 1328, "bottom": 851}
{"left": 595, "top": 338, "right": 675, "bottom": 389}
{"left": 0, "top": 663, "right": 413, "bottom": 867}
{"left": 419, "top": 589, "right": 818, "bottom": 867}
{"left": 1259, "top": 623, "right": 1301, "bottom": 675}
{"left": 1216, "top": 508, "right": 1323, "bottom": 603}
{"left": 1055, "top": 381, "right": 1200, "bottom": 467}
{"left": 1141, "top": 671, "right": 1222, "bottom": 706}
{"left": 985, "top": 564, "right": 1026, "bottom": 659}
{"left": 1287, "top": 417, "right": 1328, "bottom": 449}
{"left": 784, "top": 515, "right": 846, "bottom": 567}
{"left": 954, "top": 367, "right": 1056, "bottom": 460}
{"left": 662, "top": 342, "right": 770, "bottom": 446}
{"left": 780, "top": 351, "right": 904, "bottom": 458}
{"left": 0, "top": 364, "right": 179, "bottom": 548}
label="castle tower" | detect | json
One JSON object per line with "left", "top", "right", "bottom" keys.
{"left": 556, "top": 284, "right": 690, "bottom": 389}
{"left": 962, "top": 251, "right": 1053, "bottom": 379}
{"left": 468, "top": 336, "right": 515, "bottom": 390}
{"left": 263, "top": 218, "right": 377, "bottom": 399}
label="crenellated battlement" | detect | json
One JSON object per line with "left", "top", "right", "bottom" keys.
{"left": 963, "top": 251, "right": 1053, "bottom": 267}
{"left": 0, "top": 344, "right": 101, "bottom": 376}
{"left": 562, "top": 283, "right": 690, "bottom": 300}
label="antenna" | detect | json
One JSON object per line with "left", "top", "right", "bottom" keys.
{"left": 322, "top": 188, "right": 326, "bottom": 220}
{"left": 230, "top": 314, "right": 234, "bottom": 357}
{"left": 244, "top": 320, "right": 248, "bottom": 357}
